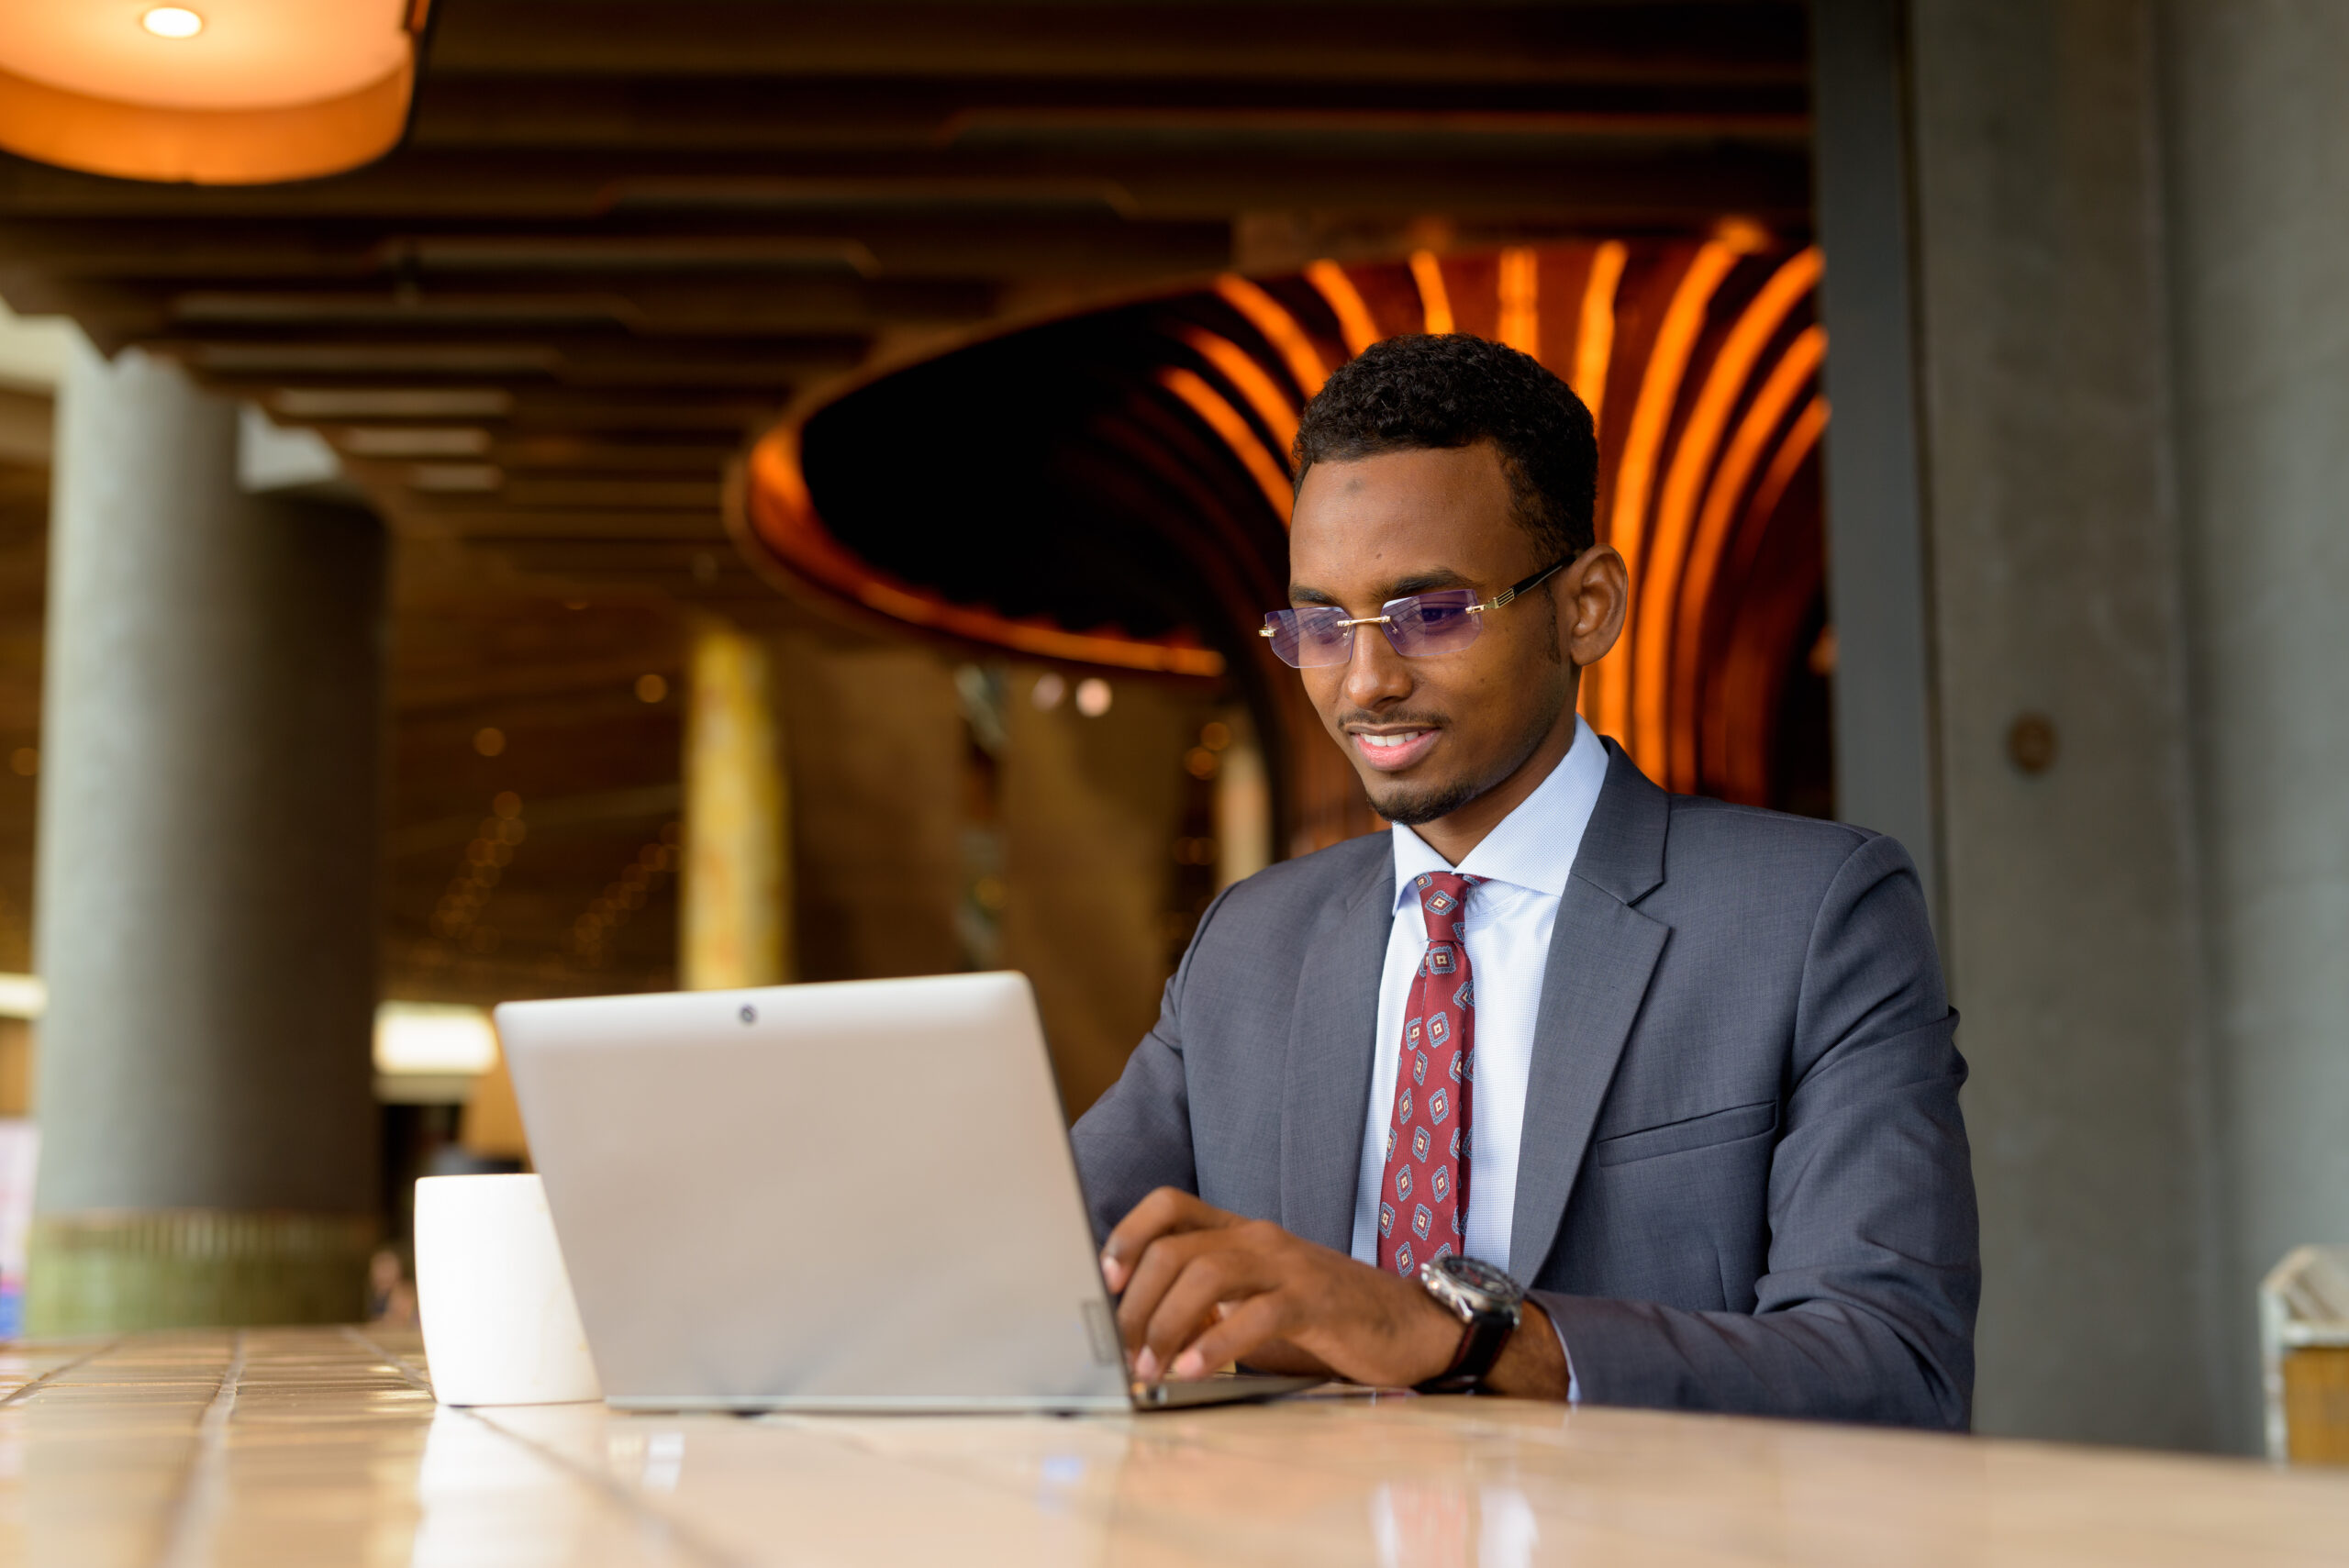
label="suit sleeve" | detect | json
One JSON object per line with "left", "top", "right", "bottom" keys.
{"left": 1067, "top": 884, "right": 1238, "bottom": 1244}
{"left": 1534, "top": 833, "right": 1980, "bottom": 1429}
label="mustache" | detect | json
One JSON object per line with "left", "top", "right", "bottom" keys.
{"left": 1335, "top": 710, "right": 1446, "bottom": 730}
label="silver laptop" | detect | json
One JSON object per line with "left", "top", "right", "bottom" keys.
{"left": 495, "top": 972, "right": 1319, "bottom": 1412}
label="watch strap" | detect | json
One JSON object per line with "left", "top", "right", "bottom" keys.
{"left": 1414, "top": 1304, "right": 1519, "bottom": 1395}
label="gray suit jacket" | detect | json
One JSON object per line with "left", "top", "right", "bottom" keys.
{"left": 1072, "top": 742, "right": 1977, "bottom": 1429}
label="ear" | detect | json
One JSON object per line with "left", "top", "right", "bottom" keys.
{"left": 1557, "top": 542, "right": 1628, "bottom": 668}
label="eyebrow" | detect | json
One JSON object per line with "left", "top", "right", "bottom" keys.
{"left": 1288, "top": 567, "right": 1477, "bottom": 606}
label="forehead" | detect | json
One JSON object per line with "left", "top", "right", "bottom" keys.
{"left": 1288, "top": 444, "right": 1529, "bottom": 587}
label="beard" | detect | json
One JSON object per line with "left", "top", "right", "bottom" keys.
{"left": 1364, "top": 773, "right": 1486, "bottom": 826}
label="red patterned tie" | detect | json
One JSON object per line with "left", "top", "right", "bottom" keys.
{"left": 1377, "top": 870, "right": 1483, "bottom": 1276}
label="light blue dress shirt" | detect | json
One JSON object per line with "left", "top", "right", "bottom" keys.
{"left": 1347, "top": 715, "right": 1607, "bottom": 1392}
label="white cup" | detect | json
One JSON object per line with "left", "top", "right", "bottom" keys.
{"left": 413, "top": 1173, "right": 602, "bottom": 1407}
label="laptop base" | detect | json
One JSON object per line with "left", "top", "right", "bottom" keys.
{"left": 607, "top": 1374, "right": 1324, "bottom": 1415}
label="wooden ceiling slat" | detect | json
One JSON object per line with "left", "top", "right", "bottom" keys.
{"left": 422, "top": 3, "right": 1807, "bottom": 86}
{"left": 486, "top": 441, "right": 740, "bottom": 471}
{"left": 502, "top": 480, "right": 723, "bottom": 508}
{"left": 155, "top": 282, "right": 1000, "bottom": 333}
{"left": 404, "top": 80, "right": 1809, "bottom": 154}
{"left": 168, "top": 336, "right": 859, "bottom": 384}
{"left": 222, "top": 385, "right": 775, "bottom": 429}
{"left": 0, "top": 147, "right": 1805, "bottom": 224}
{"left": 395, "top": 513, "right": 729, "bottom": 540}
{"left": 0, "top": 215, "right": 1232, "bottom": 281}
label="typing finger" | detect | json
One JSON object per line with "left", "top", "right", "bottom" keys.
{"left": 1169, "top": 1292, "right": 1290, "bottom": 1382}
{"left": 1101, "top": 1187, "right": 1221, "bottom": 1293}
{"left": 1113, "top": 1226, "right": 1222, "bottom": 1363}
{"left": 1140, "top": 1245, "right": 1275, "bottom": 1379}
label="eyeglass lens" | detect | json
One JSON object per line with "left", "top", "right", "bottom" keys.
{"left": 1261, "top": 590, "right": 1485, "bottom": 668}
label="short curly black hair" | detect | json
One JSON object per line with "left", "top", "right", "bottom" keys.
{"left": 1291, "top": 333, "right": 1598, "bottom": 563}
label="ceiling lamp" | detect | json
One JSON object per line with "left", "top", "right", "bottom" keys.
{"left": 0, "top": 1, "right": 426, "bottom": 184}
{"left": 140, "top": 9, "right": 205, "bottom": 40}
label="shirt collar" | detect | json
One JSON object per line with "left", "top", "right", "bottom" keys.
{"left": 1390, "top": 716, "right": 1608, "bottom": 908}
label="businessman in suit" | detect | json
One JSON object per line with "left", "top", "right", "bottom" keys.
{"left": 1071, "top": 333, "right": 1977, "bottom": 1427}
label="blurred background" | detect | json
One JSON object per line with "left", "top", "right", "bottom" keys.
{"left": 0, "top": 0, "right": 2340, "bottom": 1461}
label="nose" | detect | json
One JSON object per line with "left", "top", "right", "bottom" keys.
{"left": 1341, "top": 619, "right": 1413, "bottom": 710}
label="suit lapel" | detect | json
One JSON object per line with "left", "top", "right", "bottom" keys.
{"left": 1507, "top": 744, "right": 1673, "bottom": 1280}
{"left": 1279, "top": 849, "right": 1394, "bottom": 1252}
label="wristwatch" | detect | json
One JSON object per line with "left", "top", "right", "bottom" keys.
{"left": 1414, "top": 1253, "right": 1525, "bottom": 1394}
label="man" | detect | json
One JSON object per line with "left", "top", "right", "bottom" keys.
{"left": 1071, "top": 334, "right": 1976, "bottom": 1427}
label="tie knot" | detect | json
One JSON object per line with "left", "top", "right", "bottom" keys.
{"left": 1410, "top": 870, "right": 1482, "bottom": 943}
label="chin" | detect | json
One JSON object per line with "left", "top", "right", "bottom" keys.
{"left": 1364, "top": 774, "right": 1482, "bottom": 827}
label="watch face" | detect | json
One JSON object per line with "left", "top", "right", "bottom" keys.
{"left": 1432, "top": 1253, "right": 1522, "bottom": 1310}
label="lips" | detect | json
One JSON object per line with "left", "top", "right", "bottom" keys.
{"left": 1349, "top": 727, "right": 1440, "bottom": 772}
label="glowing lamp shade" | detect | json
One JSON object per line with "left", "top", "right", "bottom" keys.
{"left": 0, "top": 0, "right": 425, "bottom": 184}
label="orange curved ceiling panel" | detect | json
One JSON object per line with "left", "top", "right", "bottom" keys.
{"left": 1497, "top": 248, "right": 1540, "bottom": 357}
{"left": 740, "top": 240, "right": 1823, "bottom": 817}
{"left": 1178, "top": 326, "right": 1301, "bottom": 458}
{"left": 1305, "top": 261, "right": 1381, "bottom": 357}
{"left": 1213, "top": 276, "right": 1328, "bottom": 401}
{"left": 1593, "top": 240, "right": 1738, "bottom": 737}
{"left": 1670, "top": 327, "right": 1827, "bottom": 790}
{"left": 1408, "top": 250, "right": 1456, "bottom": 335}
{"left": 1574, "top": 242, "right": 1629, "bottom": 428}
{"left": 1158, "top": 366, "right": 1293, "bottom": 527}
{"left": 1633, "top": 247, "right": 1821, "bottom": 771}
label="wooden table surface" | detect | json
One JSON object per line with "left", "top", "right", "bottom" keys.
{"left": 1, "top": 1328, "right": 2344, "bottom": 1566}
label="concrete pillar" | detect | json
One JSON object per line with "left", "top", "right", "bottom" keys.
{"left": 1810, "top": 0, "right": 1945, "bottom": 916}
{"left": 2156, "top": 0, "right": 2349, "bottom": 1451}
{"left": 1903, "top": 1, "right": 2224, "bottom": 1448}
{"left": 681, "top": 617, "right": 789, "bottom": 989}
{"left": 30, "top": 344, "right": 385, "bottom": 1331}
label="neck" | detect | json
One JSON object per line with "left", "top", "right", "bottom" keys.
{"left": 1410, "top": 702, "right": 1581, "bottom": 866}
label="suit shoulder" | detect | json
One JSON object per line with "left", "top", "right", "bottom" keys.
{"left": 1668, "top": 795, "right": 1872, "bottom": 849}
{"left": 1659, "top": 795, "right": 1914, "bottom": 887}
{"left": 1639, "top": 796, "right": 1935, "bottom": 995}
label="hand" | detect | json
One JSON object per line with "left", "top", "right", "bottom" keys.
{"left": 1101, "top": 1187, "right": 1452, "bottom": 1385}
{"left": 1098, "top": 1187, "right": 1567, "bottom": 1397}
